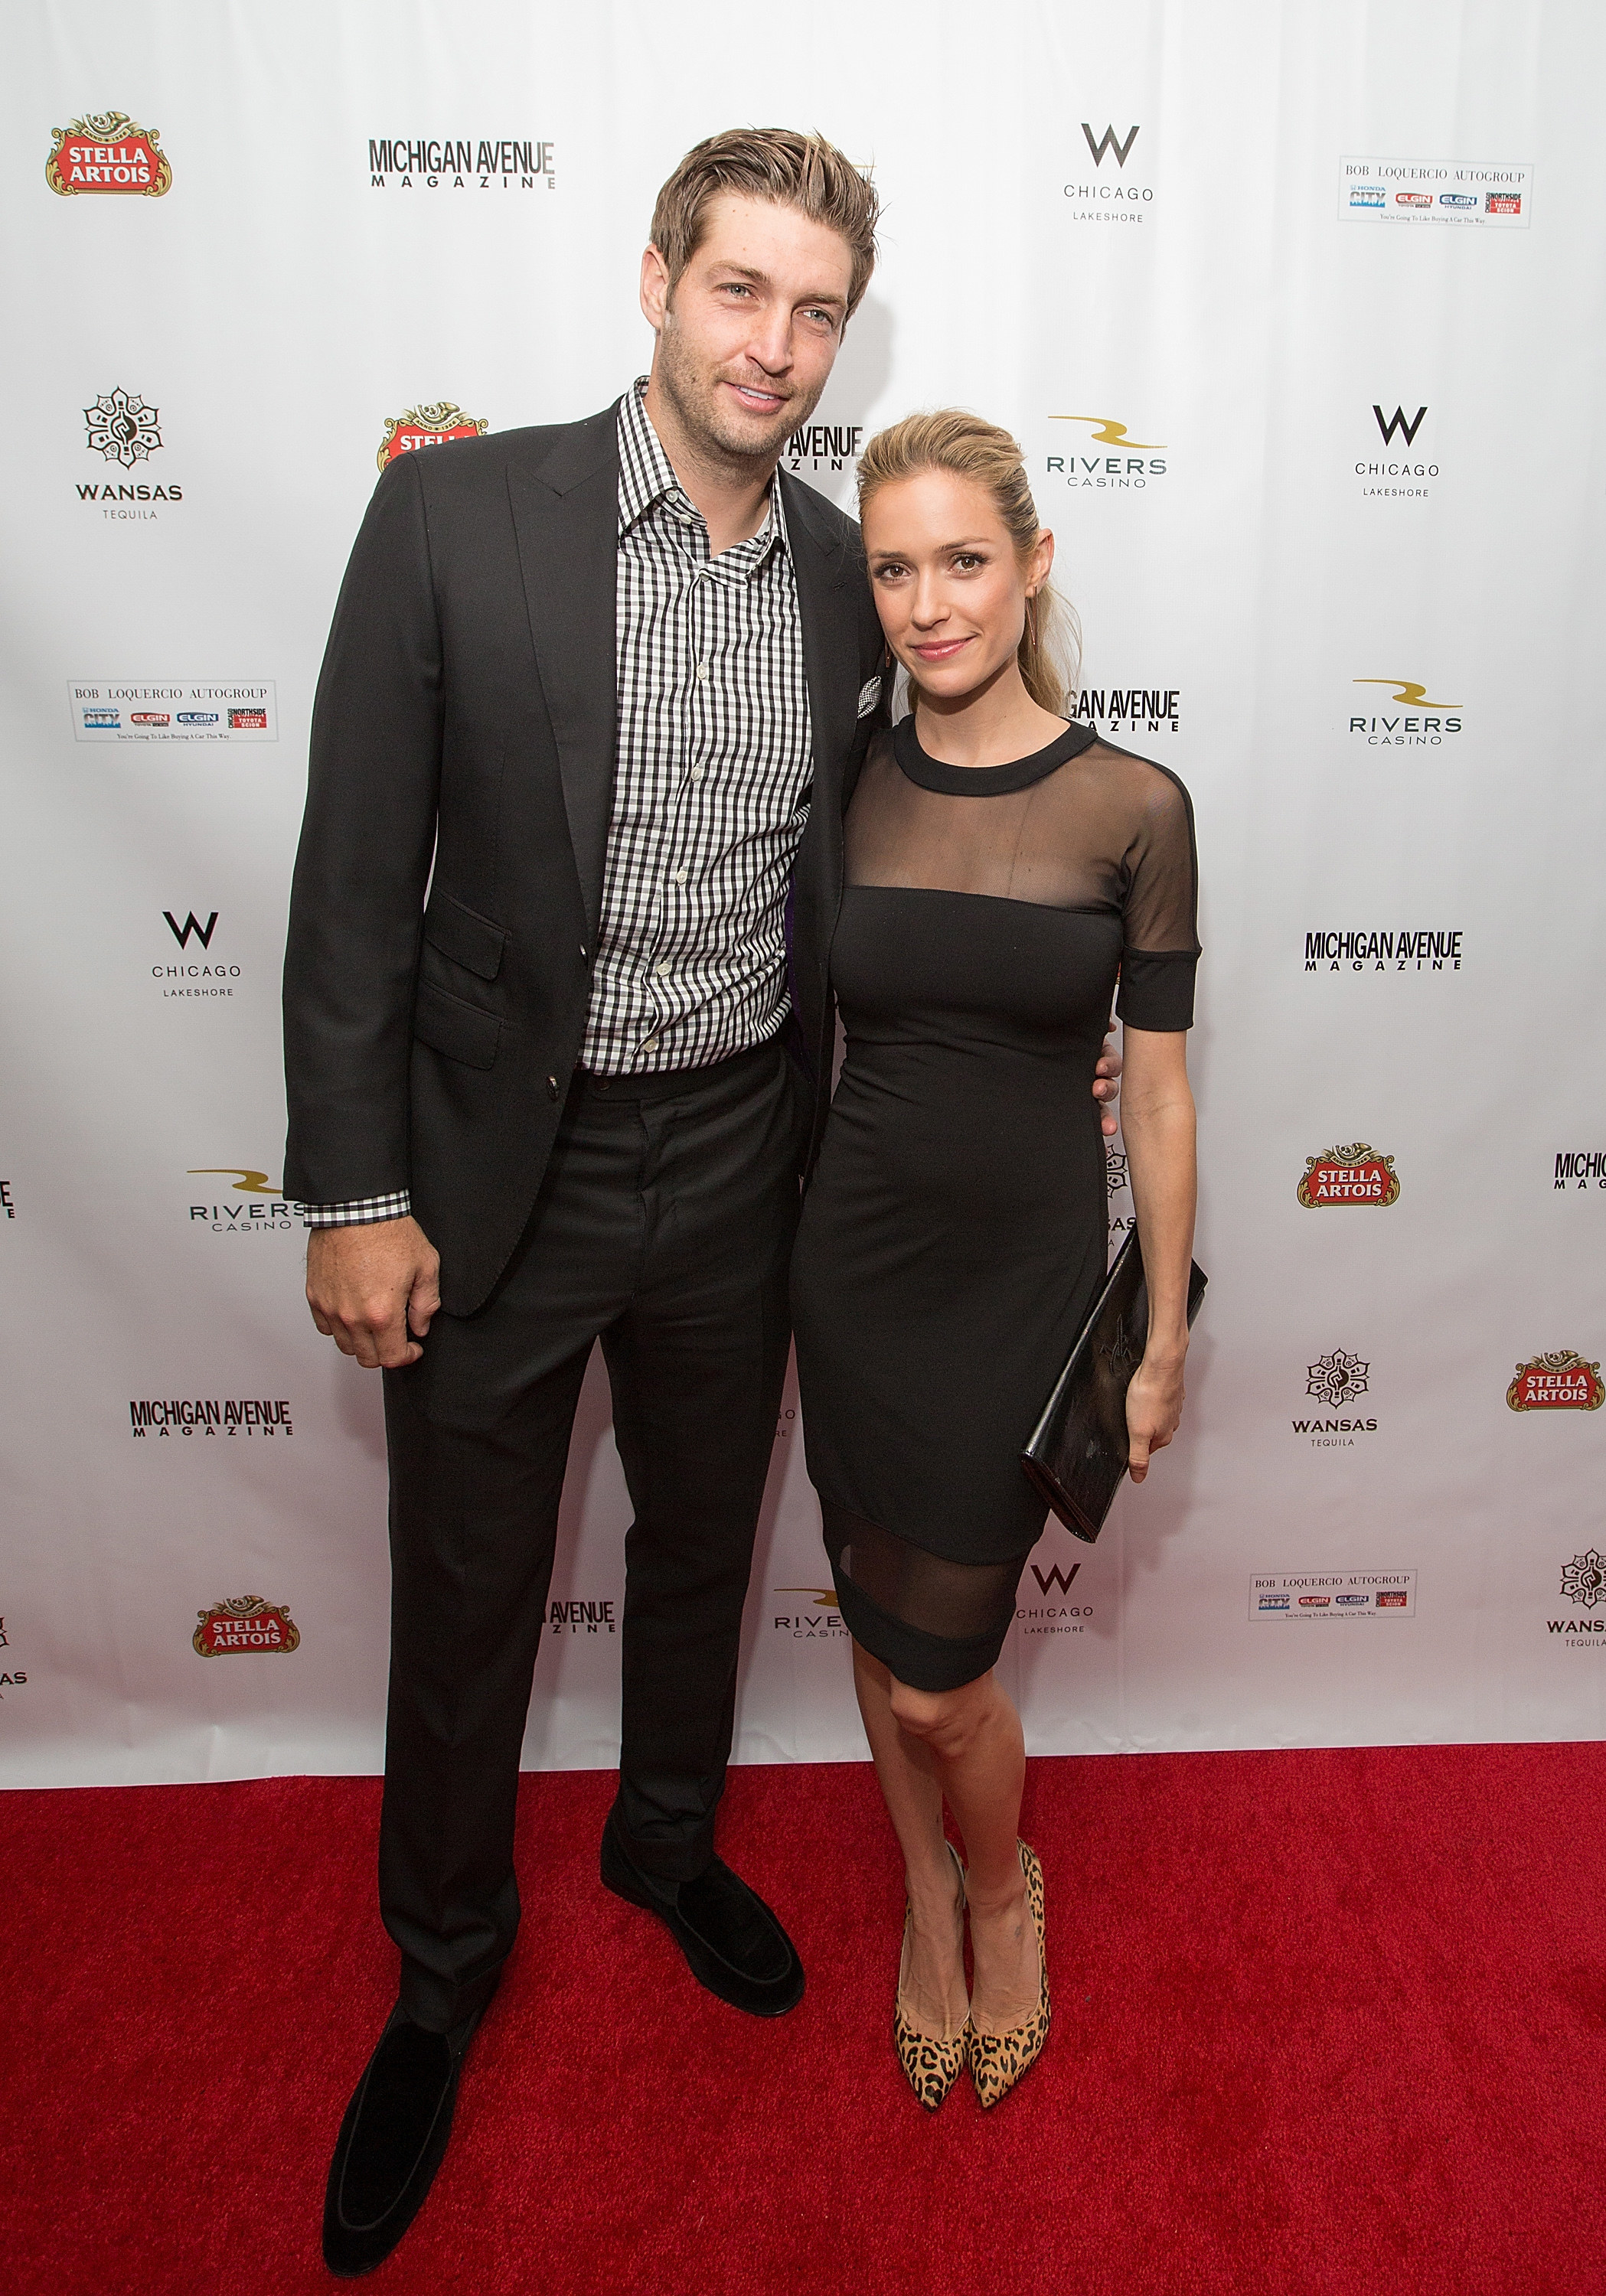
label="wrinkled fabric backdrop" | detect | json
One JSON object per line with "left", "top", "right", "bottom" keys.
{"left": 4, "top": 0, "right": 1603, "bottom": 1786}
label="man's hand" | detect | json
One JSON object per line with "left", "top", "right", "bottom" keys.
{"left": 1095, "top": 1025, "right": 1123, "bottom": 1139}
{"left": 306, "top": 1217, "right": 441, "bottom": 1369}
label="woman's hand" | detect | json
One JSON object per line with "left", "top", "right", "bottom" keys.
{"left": 1126, "top": 1349, "right": 1186, "bottom": 1482}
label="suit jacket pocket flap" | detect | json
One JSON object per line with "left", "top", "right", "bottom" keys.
{"left": 413, "top": 977, "right": 502, "bottom": 1069}
{"left": 423, "top": 892, "right": 508, "bottom": 980}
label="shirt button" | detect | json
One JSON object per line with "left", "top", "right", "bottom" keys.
{"left": 641, "top": 1037, "right": 659, "bottom": 1054}
{"left": 654, "top": 961, "right": 670, "bottom": 977}
{"left": 547, "top": 1075, "right": 560, "bottom": 1100}
{"left": 674, "top": 869, "right": 688, "bottom": 885}
{"left": 690, "top": 766, "right": 705, "bottom": 782}
{"left": 696, "top": 662, "right": 710, "bottom": 681}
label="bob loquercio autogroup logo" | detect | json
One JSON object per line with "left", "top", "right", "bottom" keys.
{"left": 377, "top": 403, "right": 489, "bottom": 470}
{"left": 1297, "top": 1143, "right": 1400, "bottom": 1208}
{"left": 1506, "top": 1352, "right": 1604, "bottom": 1413}
{"left": 47, "top": 112, "right": 170, "bottom": 196}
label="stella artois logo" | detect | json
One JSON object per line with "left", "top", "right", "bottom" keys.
{"left": 47, "top": 113, "right": 171, "bottom": 197}
{"left": 1297, "top": 1143, "right": 1400, "bottom": 1208}
{"left": 1506, "top": 1352, "right": 1605, "bottom": 1414}
{"left": 192, "top": 1595, "right": 300, "bottom": 1656}
{"left": 377, "top": 403, "right": 489, "bottom": 471}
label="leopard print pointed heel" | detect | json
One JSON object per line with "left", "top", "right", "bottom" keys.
{"left": 893, "top": 1841, "right": 969, "bottom": 2111}
{"left": 968, "top": 1841, "right": 1050, "bottom": 2111}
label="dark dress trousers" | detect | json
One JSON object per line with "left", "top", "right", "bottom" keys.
{"left": 282, "top": 405, "right": 883, "bottom": 2030}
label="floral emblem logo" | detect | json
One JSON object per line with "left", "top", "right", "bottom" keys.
{"left": 376, "top": 402, "right": 489, "bottom": 471}
{"left": 1307, "top": 1350, "right": 1369, "bottom": 1407}
{"left": 84, "top": 387, "right": 162, "bottom": 466}
{"left": 1506, "top": 1352, "right": 1605, "bottom": 1413}
{"left": 192, "top": 1595, "right": 300, "bottom": 1655}
{"left": 1297, "top": 1143, "right": 1401, "bottom": 1208}
{"left": 1561, "top": 1552, "right": 1606, "bottom": 1606}
{"left": 1105, "top": 1147, "right": 1129, "bottom": 1197}
{"left": 47, "top": 113, "right": 171, "bottom": 197}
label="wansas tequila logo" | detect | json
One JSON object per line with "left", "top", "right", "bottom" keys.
{"left": 377, "top": 403, "right": 489, "bottom": 470}
{"left": 79, "top": 386, "right": 184, "bottom": 515}
{"left": 1506, "top": 1352, "right": 1604, "bottom": 1413}
{"left": 193, "top": 1596, "right": 299, "bottom": 1655}
{"left": 1297, "top": 1143, "right": 1400, "bottom": 1208}
{"left": 1350, "top": 680, "right": 1462, "bottom": 745}
{"left": 1293, "top": 1351, "right": 1378, "bottom": 1445}
{"left": 1046, "top": 416, "right": 1167, "bottom": 491}
{"left": 47, "top": 113, "right": 170, "bottom": 196}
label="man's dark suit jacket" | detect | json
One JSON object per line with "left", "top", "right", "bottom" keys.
{"left": 282, "top": 402, "right": 885, "bottom": 1316}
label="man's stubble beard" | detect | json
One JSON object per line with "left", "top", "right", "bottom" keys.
{"left": 654, "top": 311, "right": 827, "bottom": 481}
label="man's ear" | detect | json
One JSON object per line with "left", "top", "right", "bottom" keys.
{"left": 639, "top": 243, "right": 671, "bottom": 334}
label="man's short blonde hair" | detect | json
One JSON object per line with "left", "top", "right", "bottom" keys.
{"left": 650, "top": 129, "right": 879, "bottom": 320}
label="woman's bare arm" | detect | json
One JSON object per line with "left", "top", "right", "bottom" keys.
{"left": 1115, "top": 1025, "right": 1197, "bottom": 1481}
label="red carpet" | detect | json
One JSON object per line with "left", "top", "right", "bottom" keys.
{"left": 3, "top": 1745, "right": 1601, "bottom": 2294}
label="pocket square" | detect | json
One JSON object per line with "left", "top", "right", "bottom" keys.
{"left": 856, "top": 673, "right": 883, "bottom": 719}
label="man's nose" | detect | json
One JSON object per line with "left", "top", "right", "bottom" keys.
{"left": 743, "top": 309, "right": 795, "bottom": 376}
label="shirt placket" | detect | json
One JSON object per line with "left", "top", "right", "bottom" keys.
{"left": 638, "top": 505, "right": 717, "bottom": 1059}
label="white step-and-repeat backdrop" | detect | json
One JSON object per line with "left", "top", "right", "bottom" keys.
{"left": 4, "top": 0, "right": 1604, "bottom": 1787}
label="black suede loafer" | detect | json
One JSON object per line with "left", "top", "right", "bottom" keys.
{"left": 322, "top": 1996, "right": 489, "bottom": 2277}
{"left": 600, "top": 1811, "right": 805, "bottom": 2017}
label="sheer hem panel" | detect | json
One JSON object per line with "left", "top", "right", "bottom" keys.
{"left": 822, "top": 1504, "right": 1030, "bottom": 1690}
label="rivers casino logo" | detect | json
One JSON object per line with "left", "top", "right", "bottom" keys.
{"left": 47, "top": 113, "right": 171, "bottom": 196}
{"left": 1505, "top": 1352, "right": 1605, "bottom": 1413}
{"left": 1297, "top": 1144, "right": 1400, "bottom": 1208}
{"left": 377, "top": 403, "right": 489, "bottom": 470}
{"left": 1046, "top": 415, "right": 1167, "bottom": 491}
{"left": 193, "top": 1596, "right": 300, "bottom": 1655}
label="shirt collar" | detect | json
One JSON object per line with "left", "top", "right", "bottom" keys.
{"left": 616, "top": 377, "right": 791, "bottom": 563}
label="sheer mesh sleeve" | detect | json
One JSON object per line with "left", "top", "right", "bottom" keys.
{"left": 1114, "top": 754, "right": 1200, "bottom": 1031}
{"left": 844, "top": 724, "right": 1200, "bottom": 1030}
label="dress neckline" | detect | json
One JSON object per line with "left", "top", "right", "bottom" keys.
{"left": 892, "top": 713, "right": 1095, "bottom": 797}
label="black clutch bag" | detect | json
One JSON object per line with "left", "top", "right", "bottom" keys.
{"left": 1020, "top": 1230, "right": 1207, "bottom": 1543}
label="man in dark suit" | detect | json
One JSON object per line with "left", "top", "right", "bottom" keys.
{"left": 287, "top": 125, "right": 1121, "bottom": 2274}
{"left": 286, "top": 130, "right": 888, "bottom": 2274}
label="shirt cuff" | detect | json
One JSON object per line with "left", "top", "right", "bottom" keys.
{"left": 302, "top": 1192, "right": 413, "bottom": 1228}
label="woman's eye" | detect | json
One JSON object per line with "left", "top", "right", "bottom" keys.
{"left": 952, "top": 553, "right": 984, "bottom": 571}
{"left": 873, "top": 563, "right": 909, "bottom": 581}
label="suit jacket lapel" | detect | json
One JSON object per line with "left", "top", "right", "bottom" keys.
{"left": 782, "top": 469, "right": 861, "bottom": 801}
{"left": 508, "top": 408, "right": 619, "bottom": 948}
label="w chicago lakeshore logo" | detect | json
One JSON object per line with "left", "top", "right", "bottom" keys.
{"left": 1356, "top": 403, "right": 1440, "bottom": 501}
{"left": 1063, "top": 121, "right": 1154, "bottom": 223}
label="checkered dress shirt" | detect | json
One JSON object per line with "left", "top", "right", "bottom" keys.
{"left": 305, "top": 380, "right": 814, "bottom": 1228}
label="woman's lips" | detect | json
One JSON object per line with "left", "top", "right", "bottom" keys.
{"left": 909, "top": 638, "right": 971, "bottom": 660}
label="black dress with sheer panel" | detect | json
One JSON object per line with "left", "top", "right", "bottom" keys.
{"left": 789, "top": 715, "right": 1200, "bottom": 1691}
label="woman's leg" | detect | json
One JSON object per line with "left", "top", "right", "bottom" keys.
{"left": 882, "top": 1667, "right": 1041, "bottom": 2035}
{"left": 852, "top": 1642, "right": 968, "bottom": 2035}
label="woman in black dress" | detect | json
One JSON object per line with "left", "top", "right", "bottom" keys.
{"left": 790, "top": 413, "right": 1199, "bottom": 2109}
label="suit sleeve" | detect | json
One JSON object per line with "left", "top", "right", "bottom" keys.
{"left": 282, "top": 453, "right": 443, "bottom": 1205}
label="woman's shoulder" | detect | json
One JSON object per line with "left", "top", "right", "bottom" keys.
{"left": 1073, "top": 732, "right": 1193, "bottom": 823}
